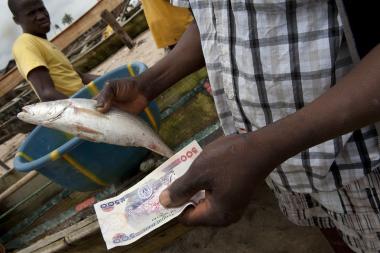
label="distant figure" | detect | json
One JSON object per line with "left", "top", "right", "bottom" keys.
{"left": 9, "top": 0, "right": 98, "bottom": 101}
{"left": 140, "top": 0, "right": 193, "bottom": 49}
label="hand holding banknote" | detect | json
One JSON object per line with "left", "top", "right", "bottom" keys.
{"left": 94, "top": 141, "right": 205, "bottom": 249}
{"left": 160, "top": 133, "right": 276, "bottom": 226}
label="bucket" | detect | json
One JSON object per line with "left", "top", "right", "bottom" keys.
{"left": 14, "top": 62, "right": 160, "bottom": 191}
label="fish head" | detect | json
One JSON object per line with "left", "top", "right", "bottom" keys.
{"left": 17, "top": 100, "right": 72, "bottom": 125}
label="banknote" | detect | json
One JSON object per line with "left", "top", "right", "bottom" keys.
{"left": 94, "top": 140, "right": 204, "bottom": 249}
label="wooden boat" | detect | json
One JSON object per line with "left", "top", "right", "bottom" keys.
{"left": 72, "top": 8, "right": 148, "bottom": 73}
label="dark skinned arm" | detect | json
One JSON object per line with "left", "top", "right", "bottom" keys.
{"left": 76, "top": 70, "right": 100, "bottom": 85}
{"left": 159, "top": 45, "right": 380, "bottom": 226}
{"left": 27, "top": 66, "right": 67, "bottom": 101}
{"left": 95, "top": 21, "right": 205, "bottom": 114}
{"left": 137, "top": 21, "right": 205, "bottom": 100}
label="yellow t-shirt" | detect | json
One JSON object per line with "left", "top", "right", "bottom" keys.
{"left": 12, "top": 33, "right": 83, "bottom": 98}
{"left": 140, "top": 0, "right": 193, "bottom": 48}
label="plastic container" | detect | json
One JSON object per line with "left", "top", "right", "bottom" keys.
{"left": 14, "top": 62, "right": 160, "bottom": 191}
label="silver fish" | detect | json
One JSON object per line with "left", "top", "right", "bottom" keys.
{"left": 17, "top": 98, "right": 174, "bottom": 158}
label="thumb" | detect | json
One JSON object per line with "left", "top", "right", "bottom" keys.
{"left": 96, "top": 81, "right": 114, "bottom": 113}
{"left": 159, "top": 170, "right": 207, "bottom": 208}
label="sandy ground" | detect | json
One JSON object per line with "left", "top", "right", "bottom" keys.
{"left": 0, "top": 134, "right": 25, "bottom": 175}
{"left": 91, "top": 31, "right": 165, "bottom": 75}
{"left": 159, "top": 182, "right": 334, "bottom": 253}
{"left": 92, "top": 31, "right": 334, "bottom": 253}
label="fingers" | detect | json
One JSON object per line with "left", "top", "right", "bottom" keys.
{"left": 159, "top": 170, "right": 207, "bottom": 208}
{"left": 179, "top": 198, "right": 239, "bottom": 227}
{"left": 178, "top": 199, "right": 214, "bottom": 226}
{"left": 96, "top": 81, "right": 114, "bottom": 113}
{"left": 112, "top": 95, "right": 148, "bottom": 115}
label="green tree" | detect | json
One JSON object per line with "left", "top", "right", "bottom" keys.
{"left": 62, "top": 13, "right": 73, "bottom": 26}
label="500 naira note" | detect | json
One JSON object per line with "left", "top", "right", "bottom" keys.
{"left": 94, "top": 141, "right": 204, "bottom": 249}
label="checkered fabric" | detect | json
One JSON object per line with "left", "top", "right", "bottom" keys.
{"left": 170, "top": 1, "right": 380, "bottom": 252}
{"left": 171, "top": 0, "right": 380, "bottom": 195}
{"left": 269, "top": 168, "right": 380, "bottom": 253}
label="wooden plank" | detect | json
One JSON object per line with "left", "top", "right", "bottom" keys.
{"left": 0, "top": 134, "right": 26, "bottom": 163}
{"left": 101, "top": 10, "right": 134, "bottom": 49}
{"left": 51, "top": 0, "right": 124, "bottom": 49}
{"left": 72, "top": 9, "right": 148, "bottom": 72}
{"left": 16, "top": 216, "right": 98, "bottom": 253}
{"left": 64, "top": 220, "right": 191, "bottom": 253}
{"left": 0, "top": 169, "right": 26, "bottom": 194}
{"left": 0, "top": 181, "right": 62, "bottom": 234}
{"left": 0, "top": 160, "right": 11, "bottom": 172}
{"left": 0, "top": 71, "right": 24, "bottom": 97}
{"left": 19, "top": 215, "right": 98, "bottom": 253}
{"left": 16, "top": 211, "right": 191, "bottom": 253}
{"left": 0, "top": 171, "right": 39, "bottom": 203}
{"left": 0, "top": 170, "right": 25, "bottom": 193}
{"left": 157, "top": 68, "right": 208, "bottom": 111}
{"left": 72, "top": 8, "right": 148, "bottom": 73}
{"left": 159, "top": 93, "right": 218, "bottom": 148}
{"left": 0, "top": 0, "right": 124, "bottom": 97}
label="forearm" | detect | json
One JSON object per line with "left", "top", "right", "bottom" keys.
{"left": 28, "top": 67, "right": 68, "bottom": 101}
{"left": 138, "top": 21, "right": 205, "bottom": 100}
{"left": 77, "top": 71, "right": 99, "bottom": 84}
{"left": 39, "top": 89, "right": 67, "bottom": 101}
{"left": 247, "top": 45, "right": 380, "bottom": 176}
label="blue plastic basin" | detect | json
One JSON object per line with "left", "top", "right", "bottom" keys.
{"left": 14, "top": 62, "right": 160, "bottom": 191}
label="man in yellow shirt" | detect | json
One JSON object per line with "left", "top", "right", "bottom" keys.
{"left": 9, "top": 0, "right": 98, "bottom": 101}
{"left": 140, "top": 0, "right": 193, "bottom": 49}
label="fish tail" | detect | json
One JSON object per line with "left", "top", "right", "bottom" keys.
{"left": 147, "top": 143, "right": 174, "bottom": 158}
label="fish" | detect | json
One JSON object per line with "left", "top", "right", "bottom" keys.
{"left": 17, "top": 98, "right": 174, "bottom": 158}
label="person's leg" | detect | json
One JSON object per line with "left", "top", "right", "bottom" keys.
{"left": 320, "top": 228, "right": 354, "bottom": 253}
{"left": 266, "top": 179, "right": 363, "bottom": 252}
{"left": 322, "top": 168, "right": 380, "bottom": 253}
{"left": 266, "top": 179, "right": 337, "bottom": 247}
{"left": 267, "top": 175, "right": 380, "bottom": 253}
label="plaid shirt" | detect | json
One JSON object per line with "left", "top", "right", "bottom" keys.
{"left": 171, "top": 0, "right": 380, "bottom": 194}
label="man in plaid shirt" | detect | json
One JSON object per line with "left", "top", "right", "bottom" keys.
{"left": 97, "top": 0, "right": 380, "bottom": 252}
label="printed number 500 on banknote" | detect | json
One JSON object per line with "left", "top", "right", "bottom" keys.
{"left": 94, "top": 141, "right": 204, "bottom": 249}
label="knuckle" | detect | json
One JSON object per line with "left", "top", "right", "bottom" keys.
{"left": 111, "top": 80, "right": 121, "bottom": 87}
{"left": 104, "top": 81, "right": 112, "bottom": 89}
{"left": 109, "top": 81, "right": 118, "bottom": 91}
{"left": 102, "top": 82, "right": 116, "bottom": 96}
